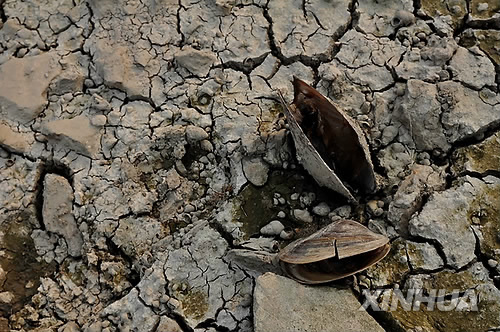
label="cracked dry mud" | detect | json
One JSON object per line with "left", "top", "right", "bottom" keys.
{"left": 0, "top": 0, "right": 499, "bottom": 331}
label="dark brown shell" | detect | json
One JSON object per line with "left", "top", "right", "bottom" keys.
{"left": 279, "top": 77, "right": 376, "bottom": 200}
{"left": 278, "top": 219, "right": 390, "bottom": 284}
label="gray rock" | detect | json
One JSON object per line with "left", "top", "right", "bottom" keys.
{"left": 380, "top": 125, "right": 399, "bottom": 146}
{"left": 392, "top": 10, "right": 415, "bottom": 28}
{"left": 185, "top": 125, "right": 209, "bottom": 143}
{"left": 293, "top": 209, "right": 313, "bottom": 223}
{"left": 449, "top": 47, "right": 495, "bottom": 89}
{"left": 254, "top": 273, "right": 385, "bottom": 332}
{"left": 331, "top": 205, "right": 352, "bottom": 218}
{"left": 409, "top": 176, "right": 499, "bottom": 269}
{"left": 279, "top": 228, "right": 294, "bottom": 240}
{"left": 242, "top": 157, "right": 269, "bottom": 187}
{"left": 42, "top": 174, "right": 83, "bottom": 257}
{"left": 312, "top": 202, "right": 330, "bottom": 216}
{"left": 260, "top": 220, "right": 285, "bottom": 236}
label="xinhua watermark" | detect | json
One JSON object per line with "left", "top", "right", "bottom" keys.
{"left": 359, "top": 288, "right": 479, "bottom": 312}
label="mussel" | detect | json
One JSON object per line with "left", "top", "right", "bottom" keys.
{"left": 278, "top": 219, "right": 390, "bottom": 284}
{"left": 278, "top": 77, "right": 376, "bottom": 201}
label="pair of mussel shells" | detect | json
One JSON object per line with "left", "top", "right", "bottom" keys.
{"left": 276, "top": 78, "right": 389, "bottom": 284}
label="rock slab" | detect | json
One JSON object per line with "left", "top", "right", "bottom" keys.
{"left": 42, "top": 174, "right": 83, "bottom": 257}
{"left": 253, "top": 272, "right": 385, "bottom": 332}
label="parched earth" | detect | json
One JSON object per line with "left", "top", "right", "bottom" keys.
{"left": 0, "top": 0, "right": 499, "bottom": 331}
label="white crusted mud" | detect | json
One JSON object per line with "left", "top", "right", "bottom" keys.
{"left": 1, "top": 0, "right": 500, "bottom": 331}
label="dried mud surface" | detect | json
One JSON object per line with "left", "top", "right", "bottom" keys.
{"left": 0, "top": 0, "right": 499, "bottom": 331}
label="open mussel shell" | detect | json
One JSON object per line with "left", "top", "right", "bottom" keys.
{"left": 278, "top": 219, "right": 390, "bottom": 284}
{"left": 278, "top": 77, "right": 376, "bottom": 201}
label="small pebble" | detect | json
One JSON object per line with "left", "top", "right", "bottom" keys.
{"left": 477, "top": 3, "right": 488, "bottom": 12}
{"left": 330, "top": 215, "right": 342, "bottom": 222}
{"left": 488, "top": 259, "right": 498, "bottom": 268}
{"left": 416, "top": 32, "right": 426, "bottom": 40}
{"left": 312, "top": 202, "right": 331, "bottom": 217}
{"left": 278, "top": 197, "right": 286, "bottom": 205}
{"left": 184, "top": 204, "right": 196, "bottom": 213}
{"left": 300, "top": 192, "right": 316, "bottom": 206}
{"left": 332, "top": 205, "right": 351, "bottom": 218}
{"left": 279, "top": 228, "right": 294, "bottom": 240}
{"left": 395, "top": 83, "right": 406, "bottom": 96}
{"left": 290, "top": 193, "right": 299, "bottom": 201}
{"left": 200, "top": 140, "right": 214, "bottom": 152}
{"left": 366, "top": 200, "right": 379, "bottom": 215}
{"left": 277, "top": 211, "right": 286, "bottom": 218}
{"left": 260, "top": 220, "right": 285, "bottom": 236}
{"left": 17, "top": 48, "right": 28, "bottom": 57}
{"left": 360, "top": 102, "right": 371, "bottom": 114}
{"left": 293, "top": 209, "right": 313, "bottom": 223}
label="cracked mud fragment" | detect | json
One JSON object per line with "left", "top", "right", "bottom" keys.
{"left": 0, "top": 52, "right": 61, "bottom": 123}
{"left": 409, "top": 176, "right": 500, "bottom": 269}
{"left": 269, "top": 0, "right": 351, "bottom": 59}
{"left": 42, "top": 174, "right": 83, "bottom": 258}
{"left": 1, "top": 0, "right": 500, "bottom": 331}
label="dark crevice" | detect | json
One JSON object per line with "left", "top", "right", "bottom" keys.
{"left": 176, "top": 0, "right": 186, "bottom": 47}
{"left": 466, "top": 18, "right": 500, "bottom": 31}
{"left": 195, "top": 319, "right": 230, "bottom": 332}
{"left": 0, "top": 0, "right": 6, "bottom": 23}
{"left": 122, "top": 95, "right": 158, "bottom": 111}
{"left": 217, "top": 52, "right": 269, "bottom": 75}
{"left": 105, "top": 237, "right": 140, "bottom": 288}
{"left": 405, "top": 235, "right": 449, "bottom": 268}
{"left": 34, "top": 161, "right": 75, "bottom": 231}
{"left": 208, "top": 220, "right": 236, "bottom": 248}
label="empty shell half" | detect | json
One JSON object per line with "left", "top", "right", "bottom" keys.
{"left": 278, "top": 77, "right": 376, "bottom": 201}
{"left": 278, "top": 219, "right": 390, "bottom": 284}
